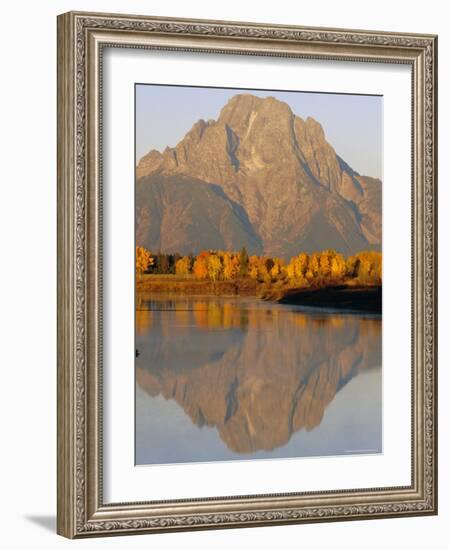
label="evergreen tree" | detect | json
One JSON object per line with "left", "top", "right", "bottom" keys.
{"left": 239, "top": 247, "right": 249, "bottom": 277}
{"left": 159, "top": 254, "right": 169, "bottom": 274}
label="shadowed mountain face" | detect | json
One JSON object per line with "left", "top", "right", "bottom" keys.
{"left": 136, "top": 296, "right": 381, "bottom": 455}
{"left": 136, "top": 94, "right": 382, "bottom": 257}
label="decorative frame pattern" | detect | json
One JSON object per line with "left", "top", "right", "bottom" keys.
{"left": 57, "top": 11, "right": 438, "bottom": 538}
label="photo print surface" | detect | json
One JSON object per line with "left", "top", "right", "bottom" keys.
{"left": 134, "top": 84, "right": 383, "bottom": 466}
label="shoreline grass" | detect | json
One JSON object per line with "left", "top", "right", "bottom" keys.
{"left": 136, "top": 275, "right": 381, "bottom": 312}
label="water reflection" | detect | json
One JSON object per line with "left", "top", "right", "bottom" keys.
{"left": 136, "top": 294, "right": 381, "bottom": 463}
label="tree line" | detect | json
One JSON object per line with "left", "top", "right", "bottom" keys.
{"left": 136, "top": 246, "right": 382, "bottom": 287}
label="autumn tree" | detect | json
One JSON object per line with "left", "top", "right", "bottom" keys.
{"left": 175, "top": 256, "right": 191, "bottom": 276}
{"left": 346, "top": 255, "right": 360, "bottom": 279}
{"left": 330, "top": 252, "right": 347, "bottom": 281}
{"left": 248, "top": 255, "right": 260, "bottom": 280}
{"left": 346, "top": 251, "right": 382, "bottom": 285}
{"left": 146, "top": 247, "right": 381, "bottom": 288}
{"left": 372, "top": 252, "right": 382, "bottom": 284}
{"left": 319, "top": 250, "right": 333, "bottom": 279}
{"left": 222, "top": 252, "right": 240, "bottom": 280}
{"left": 308, "top": 252, "right": 321, "bottom": 279}
{"left": 357, "top": 253, "right": 373, "bottom": 284}
{"left": 248, "top": 255, "right": 270, "bottom": 282}
{"left": 270, "top": 257, "right": 286, "bottom": 279}
{"left": 287, "top": 252, "right": 308, "bottom": 286}
{"left": 135, "top": 246, "right": 154, "bottom": 277}
{"left": 193, "top": 251, "right": 209, "bottom": 280}
{"left": 207, "top": 254, "right": 223, "bottom": 281}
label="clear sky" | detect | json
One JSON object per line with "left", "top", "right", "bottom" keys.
{"left": 136, "top": 84, "right": 383, "bottom": 179}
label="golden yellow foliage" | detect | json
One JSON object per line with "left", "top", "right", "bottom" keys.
{"left": 207, "top": 254, "right": 223, "bottom": 281}
{"left": 270, "top": 257, "right": 285, "bottom": 279}
{"left": 248, "top": 255, "right": 260, "bottom": 279}
{"left": 222, "top": 253, "right": 240, "bottom": 280}
{"left": 348, "top": 251, "right": 382, "bottom": 285}
{"left": 135, "top": 246, "right": 154, "bottom": 276}
{"left": 308, "top": 253, "right": 320, "bottom": 277}
{"left": 168, "top": 247, "right": 381, "bottom": 288}
{"left": 175, "top": 256, "right": 191, "bottom": 276}
{"left": 330, "top": 253, "right": 347, "bottom": 280}
{"left": 287, "top": 252, "right": 308, "bottom": 280}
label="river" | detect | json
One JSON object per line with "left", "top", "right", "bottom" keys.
{"left": 135, "top": 293, "right": 382, "bottom": 465}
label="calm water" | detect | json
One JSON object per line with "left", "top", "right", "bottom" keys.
{"left": 135, "top": 293, "right": 382, "bottom": 465}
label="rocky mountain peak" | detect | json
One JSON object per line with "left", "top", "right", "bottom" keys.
{"left": 218, "top": 93, "right": 293, "bottom": 133}
{"left": 136, "top": 93, "right": 381, "bottom": 257}
{"left": 305, "top": 115, "right": 325, "bottom": 136}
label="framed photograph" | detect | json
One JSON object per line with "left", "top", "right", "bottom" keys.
{"left": 57, "top": 11, "right": 438, "bottom": 538}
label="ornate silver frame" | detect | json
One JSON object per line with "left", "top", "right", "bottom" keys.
{"left": 57, "top": 11, "right": 438, "bottom": 538}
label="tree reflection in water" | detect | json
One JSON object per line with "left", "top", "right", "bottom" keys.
{"left": 136, "top": 294, "right": 381, "bottom": 457}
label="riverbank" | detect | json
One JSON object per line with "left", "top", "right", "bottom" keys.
{"left": 137, "top": 276, "right": 381, "bottom": 313}
{"left": 136, "top": 275, "right": 257, "bottom": 296}
{"left": 274, "top": 285, "right": 382, "bottom": 313}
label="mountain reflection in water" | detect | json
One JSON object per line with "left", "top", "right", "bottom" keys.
{"left": 135, "top": 294, "right": 382, "bottom": 464}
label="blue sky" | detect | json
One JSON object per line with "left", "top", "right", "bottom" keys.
{"left": 136, "top": 84, "right": 383, "bottom": 179}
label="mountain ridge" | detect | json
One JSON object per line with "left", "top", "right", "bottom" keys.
{"left": 136, "top": 93, "right": 381, "bottom": 258}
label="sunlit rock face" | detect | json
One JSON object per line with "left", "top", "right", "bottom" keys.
{"left": 136, "top": 298, "right": 381, "bottom": 454}
{"left": 136, "top": 94, "right": 381, "bottom": 257}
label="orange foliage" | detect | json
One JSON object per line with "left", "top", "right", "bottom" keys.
{"left": 143, "top": 247, "right": 382, "bottom": 289}
{"left": 193, "top": 252, "right": 210, "bottom": 280}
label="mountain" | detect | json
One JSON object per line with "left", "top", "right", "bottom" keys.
{"left": 136, "top": 93, "right": 381, "bottom": 258}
